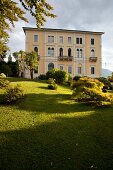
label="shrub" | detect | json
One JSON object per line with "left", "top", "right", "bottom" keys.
{"left": 4, "top": 85, "right": 24, "bottom": 104}
{"left": 46, "top": 69, "right": 56, "bottom": 79}
{"left": 73, "top": 75, "right": 81, "bottom": 81}
{"left": 48, "top": 83, "right": 57, "bottom": 90}
{"left": 46, "top": 69, "right": 68, "bottom": 84}
{"left": 38, "top": 74, "right": 47, "bottom": 80}
{"left": 0, "top": 73, "right": 6, "bottom": 78}
{"left": 47, "top": 78, "right": 55, "bottom": 84}
{"left": 97, "top": 77, "right": 112, "bottom": 90}
{"left": 0, "top": 78, "right": 10, "bottom": 88}
{"left": 72, "top": 77, "right": 113, "bottom": 106}
{"left": 108, "top": 72, "right": 113, "bottom": 82}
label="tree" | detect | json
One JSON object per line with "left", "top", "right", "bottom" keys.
{"left": 26, "top": 51, "right": 39, "bottom": 79}
{"left": 0, "top": 0, "right": 56, "bottom": 58}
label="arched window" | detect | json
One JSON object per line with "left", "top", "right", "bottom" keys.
{"left": 80, "top": 49, "right": 82, "bottom": 58}
{"left": 59, "top": 48, "right": 63, "bottom": 56}
{"left": 91, "top": 49, "right": 95, "bottom": 57}
{"left": 48, "top": 48, "right": 54, "bottom": 56}
{"left": 68, "top": 48, "right": 71, "bottom": 57}
{"left": 48, "top": 63, "right": 54, "bottom": 71}
{"left": 34, "top": 47, "right": 38, "bottom": 53}
{"left": 76, "top": 49, "right": 79, "bottom": 58}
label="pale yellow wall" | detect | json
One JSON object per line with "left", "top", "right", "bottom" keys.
{"left": 24, "top": 29, "right": 103, "bottom": 78}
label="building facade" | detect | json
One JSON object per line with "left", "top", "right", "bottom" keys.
{"left": 23, "top": 27, "right": 104, "bottom": 78}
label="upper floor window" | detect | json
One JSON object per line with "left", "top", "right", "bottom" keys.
{"left": 59, "top": 36, "right": 63, "bottom": 43}
{"left": 76, "top": 48, "right": 83, "bottom": 58}
{"left": 34, "top": 47, "right": 38, "bottom": 53}
{"left": 91, "top": 66, "right": 95, "bottom": 75}
{"left": 34, "top": 35, "right": 38, "bottom": 42}
{"left": 76, "top": 37, "right": 82, "bottom": 44}
{"left": 68, "top": 37, "right": 72, "bottom": 44}
{"left": 91, "top": 49, "right": 95, "bottom": 57}
{"left": 68, "top": 65, "right": 72, "bottom": 74}
{"left": 59, "top": 48, "right": 63, "bottom": 56}
{"left": 91, "top": 38, "right": 94, "bottom": 45}
{"left": 68, "top": 48, "right": 71, "bottom": 57}
{"left": 48, "top": 36, "right": 54, "bottom": 43}
{"left": 48, "top": 47, "right": 54, "bottom": 56}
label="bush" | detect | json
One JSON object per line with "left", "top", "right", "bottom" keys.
{"left": 48, "top": 83, "right": 57, "bottom": 90}
{"left": 38, "top": 74, "right": 47, "bottom": 80}
{"left": 0, "top": 73, "right": 6, "bottom": 78}
{"left": 73, "top": 75, "right": 81, "bottom": 81}
{"left": 46, "top": 69, "right": 68, "bottom": 84}
{"left": 0, "top": 78, "right": 10, "bottom": 88}
{"left": 97, "top": 77, "right": 112, "bottom": 90}
{"left": 108, "top": 72, "right": 113, "bottom": 82}
{"left": 72, "top": 77, "right": 113, "bottom": 106}
{"left": 47, "top": 78, "right": 55, "bottom": 84}
{"left": 4, "top": 85, "right": 24, "bottom": 104}
{"left": 46, "top": 69, "right": 56, "bottom": 80}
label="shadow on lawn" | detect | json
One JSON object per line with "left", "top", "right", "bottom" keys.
{"left": 16, "top": 93, "right": 95, "bottom": 114}
{"left": 1, "top": 110, "right": 113, "bottom": 170}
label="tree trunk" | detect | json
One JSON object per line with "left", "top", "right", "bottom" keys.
{"left": 30, "top": 69, "right": 33, "bottom": 79}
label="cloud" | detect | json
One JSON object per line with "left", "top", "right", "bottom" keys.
{"left": 8, "top": 0, "right": 113, "bottom": 71}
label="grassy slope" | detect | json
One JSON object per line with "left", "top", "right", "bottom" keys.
{"left": 0, "top": 78, "right": 113, "bottom": 170}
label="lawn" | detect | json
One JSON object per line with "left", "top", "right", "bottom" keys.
{"left": 0, "top": 78, "right": 113, "bottom": 170}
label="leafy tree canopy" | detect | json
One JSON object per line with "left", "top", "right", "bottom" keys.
{"left": 0, "top": 0, "right": 56, "bottom": 58}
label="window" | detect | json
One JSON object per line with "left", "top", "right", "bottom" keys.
{"left": 48, "top": 36, "right": 54, "bottom": 43}
{"left": 76, "top": 38, "right": 79, "bottom": 44}
{"left": 48, "top": 48, "right": 54, "bottom": 56}
{"left": 78, "top": 67, "right": 82, "bottom": 74}
{"left": 80, "top": 38, "right": 82, "bottom": 44}
{"left": 59, "top": 36, "right": 63, "bottom": 43}
{"left": 68, "top": 48, "right": 71, "bottom": 57}
{"left": 79, "top": 49, "right": 82, "bottom": 58}
{"left": 48, "top": 63, "right": 54, "bottom": 71}
{"left": 76, "top": 48, "right": 83, "bottom": 58}
{"left": 68, "top": 37, "right": 71, "bottom": 44}
{"left": 34, "top": 35, "right": 38, "bottom": 42}
{"left": 76, "top": 37, "right": 82, "bottom": 44}
{"left": 91, "top": 67, "right": 95, "bottom": 75}
{"left": 59, "top": 65, "right": 64, "bottom": 70}
{"left": 34, "top": 66, "right": 38, "bottom": 74}
{"left": 91, "top": 38, "right": 94, "bottom": 45}
{"left": 34, "top": 47, "right": 38, "bottom": 53}
{"left": 68, "top": 66, "right": 72, "bottom": 74}
{"left": 91, "top": 49, "right": 95, "bottom": 57}
{"left": 59, "top": 48, "right": 63, "bottom": 56}
{"left": 76, "top": 49, "right": 79, "bottom": 58}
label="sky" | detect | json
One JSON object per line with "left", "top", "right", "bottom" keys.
{"left": 8, "top": 0, "right": 113, "bottom": 71}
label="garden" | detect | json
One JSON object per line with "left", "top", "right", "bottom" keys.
{"left": 0, "top": 72, "right": 113, "bottom": 169}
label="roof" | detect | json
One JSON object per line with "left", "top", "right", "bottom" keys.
{"left": 23, "top": 27, "right": 104, "bottom": 35}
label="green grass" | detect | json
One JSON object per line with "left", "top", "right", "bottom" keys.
{"left": 0, "top": 78, "right": 113, "bottom": 170}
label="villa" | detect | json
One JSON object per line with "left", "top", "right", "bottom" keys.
{"left": 23, "top": 27, "right": 104, "bottom": 78}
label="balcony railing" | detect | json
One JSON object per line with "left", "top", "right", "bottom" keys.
{"left": 89, "top": 57, "right": 97, "bottom": 62}
{"left": 58, "top": 56, "right": 73, "bottom": 61}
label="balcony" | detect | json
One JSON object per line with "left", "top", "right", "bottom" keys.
{"left": 89, "top": 57, "right": 97, "bottom": 62}
{"left": 58, "top": 56, "right": 73, "bottom": 61}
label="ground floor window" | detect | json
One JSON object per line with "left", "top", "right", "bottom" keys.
{"left": 68, "top": 65, "right": 72, "bottom": 74}
{"left": 34, "top": 66, "right": 38, "bottom": 74}
{"left": 59, "top": 65, "right": 64, "bottom": 70}
{"left": 78, "top": 67, "right": 82, "bottom": 74}
{"left": 91, "top": 66, "right": 95, "bottom": 75}
{"left": 48, "top": 63, "right": 54, "bottom": 71}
